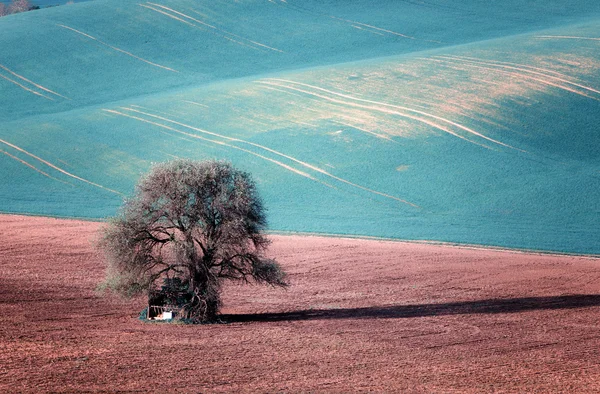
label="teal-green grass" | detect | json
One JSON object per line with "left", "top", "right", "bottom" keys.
{"left": 1, "top": 0, "right": 599, "bottom": 254}
{"left": 0, "top": 1, "right": 90, "bottom": 6}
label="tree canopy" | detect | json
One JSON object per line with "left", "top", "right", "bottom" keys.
{"left": 99, "top": 159, "right": 287, "bottom": 322}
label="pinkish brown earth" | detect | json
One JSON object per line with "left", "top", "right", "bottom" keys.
{"left": 1, "top": 214, "right": 600, "bottom": 393}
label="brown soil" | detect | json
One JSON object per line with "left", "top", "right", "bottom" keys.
{"left": 1, "top": 214, "right": 600, "bottom": 393}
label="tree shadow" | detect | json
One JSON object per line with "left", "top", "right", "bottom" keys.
{"left": 222, "top": 294, "right": 600, "bottom": 323}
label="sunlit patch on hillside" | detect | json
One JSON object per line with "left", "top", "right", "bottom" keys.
{"left": 204, "top": 31, "right": 600, "bottom": 157}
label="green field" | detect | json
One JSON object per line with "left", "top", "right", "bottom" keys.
{"left": 1, "top": 0, "right": 599, "bottom": 253}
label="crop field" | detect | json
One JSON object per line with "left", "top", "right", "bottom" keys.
{"left": 2, "top": 2, "right": 600, "bottom": 391}
{"left": 2, "top": 215, "right": 600, "bottom": 392}
{"left": 0, "top": 0, "right": 599, "bottom": 253}
{"left": 0, "top": 1, "right": 89, "bottom": 6}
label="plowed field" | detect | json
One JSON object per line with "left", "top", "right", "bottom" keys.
{"left": 1, "top": 214, "right": 600, "bottom": 392}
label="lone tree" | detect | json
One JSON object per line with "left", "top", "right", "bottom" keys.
{"left": 99, "top": 159, "right": 288, "bottom": 322}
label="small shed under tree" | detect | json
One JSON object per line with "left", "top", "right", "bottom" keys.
{"left": 147, "top": 278, "right": 192, "bottom": 321}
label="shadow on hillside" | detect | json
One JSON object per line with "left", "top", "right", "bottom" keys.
{"left": 222, "top": 294, "right": 600, "bottom": 323}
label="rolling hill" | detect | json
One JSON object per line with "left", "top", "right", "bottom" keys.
{"left": 1, "top": 0, "right": 599, "bottom": 254}
{"left": 0, "top": 0, "right": 90, "bottom": 6}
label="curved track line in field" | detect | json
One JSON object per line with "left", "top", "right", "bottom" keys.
{"left": 0, "top": 73, "right": 53, "bottom": 100}
{"left": 140, "top": 3, "right": 283, "bottom": 53}
{"left": 121, "top": 107, "right": 418, "bottom": 206}
{"left": 434, "top": 56, "right": 594, "bottom": 97}
{"left": 0, "top": 138, "right": 122, "bottom": 195}
{"left": 259, "top": 78, "right": 521, "bottom": 151}
{"left": 270, "top": 0, "right": 440, "bottom": 44}
{"left": 256, "top": 80, "right": 486, "bottom": 148}
{"left": 535, "top": 35, "right": 600, "bottom": 42}
{"left": 117, "top": 107, "right": 418, "bottom": 207}
{"left": 147, "top": 3, "right": 284, "bottom": 53}
{"left": 181, "top": 100, "right": 209, "bottom": 108}
{"left": 57, "top": 24, "right": 178, "bottom": 73}
{"left": 259, "top": 84, "right": 305, "bottom": 97}
{"left": 451, "top": 55, "right": 579, "bottom": 79}
{"left": 351, "top": 25, "right": 385, "bottom": 36}
{"left": 145, "top": 2, "right": 218, "bottom": 29}
{"left": 0, "top": 64, "right": 69, "bottom": 100}
{"left": 330, "top": 17, "right": 416, "bottom": 40}
{"left": 139, "top": 4, "right": 252, "bottom": 49}
{"left": 0, "top": 149, "right": 72, "bottom": 185}
{"left": 102, "top": 109, "right": 329, "bottom": 188}
{"left": 443, "top": 55, "right": 600, "bottom": 97}
{"left": 430, "top": 56, "right": 600, "bottom": 102}
{"left": 129, "top": 104, "right": 183, "bottom": 118}
{"left": 330, "top": 119, "right": 394, "bottom": 141}
{"left": 139, "top": 4, "right": 197, "bottom": 27}
{"left": 264, "top": 78, "right": 509, "bottom": 147}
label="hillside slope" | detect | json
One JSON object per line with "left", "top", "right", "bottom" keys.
{"left": 1, "top": 0, "right": 599, "bottom": 253}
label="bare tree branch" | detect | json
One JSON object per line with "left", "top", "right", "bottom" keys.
{"left": 98, "top": 159, "right": 287, "bottom": 323}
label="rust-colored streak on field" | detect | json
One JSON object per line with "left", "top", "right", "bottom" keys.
{"left": 1, "top": 215, "right": 600, "bottom": 392}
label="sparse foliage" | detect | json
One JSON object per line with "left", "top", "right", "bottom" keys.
{"left": 0, "top": 0, "right": 35, "bottom": 17}
{"left": 99, "top": 159, "right": 287, "bottom": 323}
{"left": 8, "top": 0, "right": 32, "bottom": 13}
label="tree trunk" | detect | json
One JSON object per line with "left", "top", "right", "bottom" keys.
{"left": 187, "top": 275, "right": 220, "bottom": 322}
{"left": 187, "top": 249, "right": 221, "bottom": 322}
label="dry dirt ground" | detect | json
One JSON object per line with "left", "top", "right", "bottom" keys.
{"left": 2, "top": 214, "right": 600, "bottom": 393}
